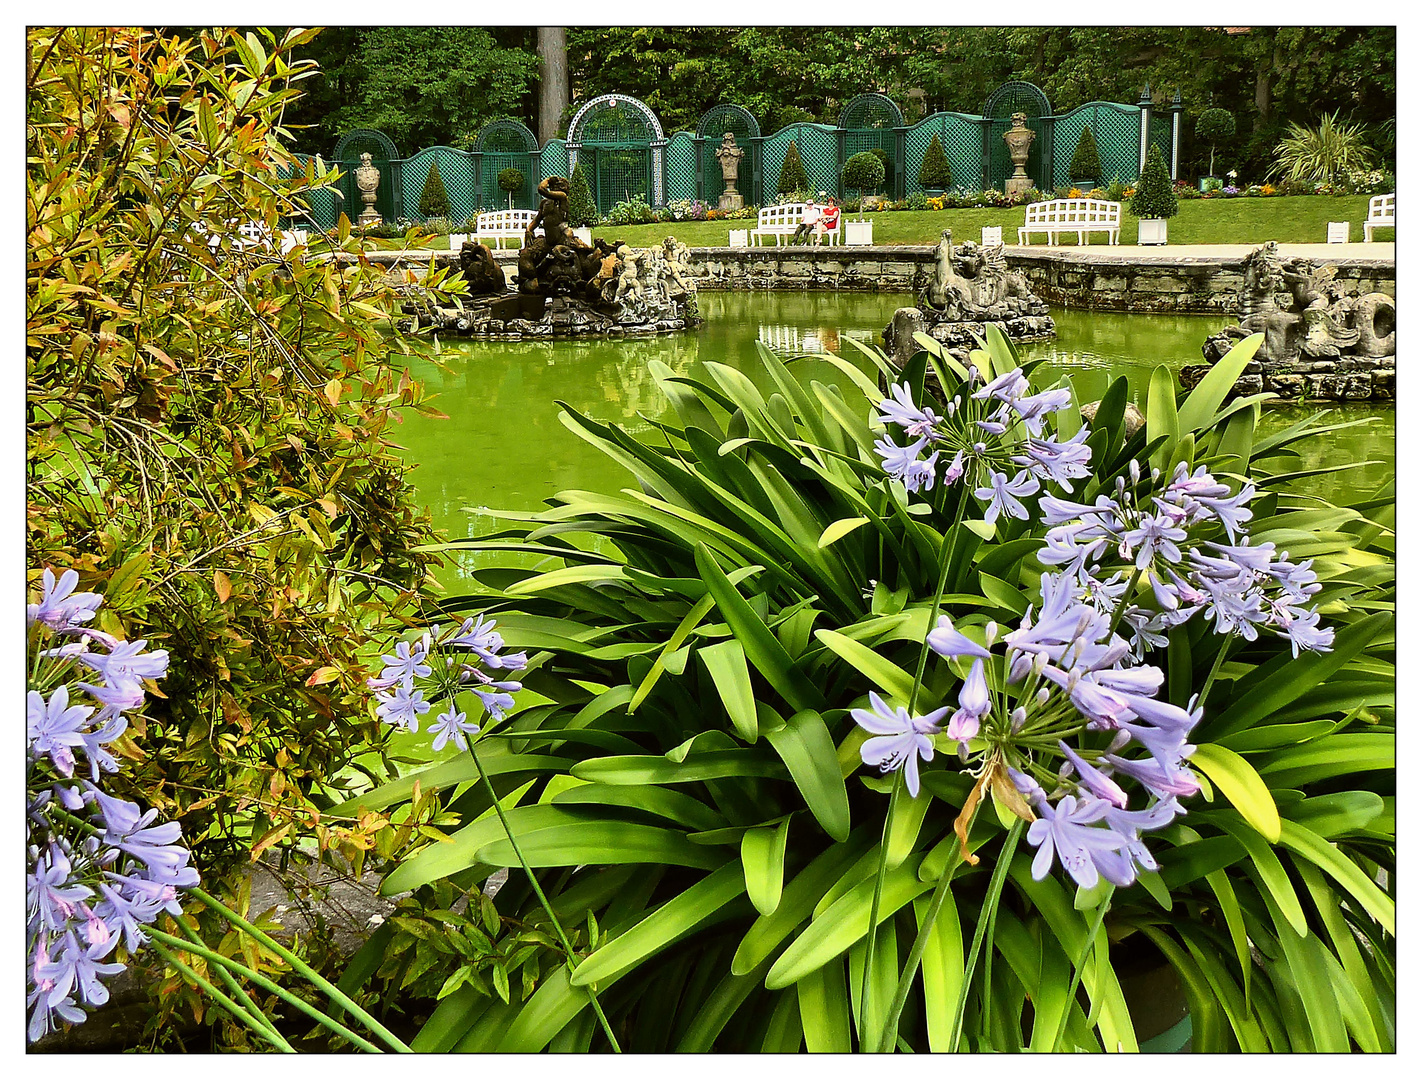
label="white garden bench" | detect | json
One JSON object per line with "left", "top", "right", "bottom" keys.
{"left": 1364, "top": 193, "right": 1394, "bottom": 241}
{"left": 476, "top": 209, "right": 542, "bottom": 249}
{"left": 750, "top": 203, "right": 841, "bottom": 246}
{"left": 1018, "top": 199, "right": 1121, "bottom": 246}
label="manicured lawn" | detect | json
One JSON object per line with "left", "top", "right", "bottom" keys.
{"left": 360, "top": 195, "right": 1392, "bottom": 251}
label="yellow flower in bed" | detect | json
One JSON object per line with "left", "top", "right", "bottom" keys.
{"left": 1068, "top": 187, "right": 1083, "bottom": 198}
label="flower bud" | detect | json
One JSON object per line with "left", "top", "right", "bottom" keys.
{"left": 1010, "top": 706, "right": 1027, "bottom": 732}
{"left": 984, "top": 621, "right": 998, "bottom": 647}
{"left": 1129, "top": 460, "right": 1140, "bottom": 484}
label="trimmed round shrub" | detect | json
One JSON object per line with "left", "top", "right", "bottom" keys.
{"left": 917, "top": 133, "right": 951, "bottom": 190}
{"left": 1196, "top": 108, "right": 1236, "bottom": 176}
{"left": 777, "top": 140, "right": 810, "bottom": 195}
{"left": 568, "top": 162, "right": 597, "bottom": 227}
{"left": 498, "top": 167, "right": 525, "bottom": 194}
{"left": 1070, "top": 125, "right": 1102, "bottom": 183}
{"left": 1130, "top": 143, "right": 1178, "bottom": 219}
{"left": 842, "top": 150, "right": 885, "bottom": 195}
{"left": 417, "top": 159, "right": 449, "bottom": 219}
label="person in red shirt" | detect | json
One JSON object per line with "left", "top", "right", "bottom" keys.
{"left": 814, "top": 197, "right": 841, "bottom": 243}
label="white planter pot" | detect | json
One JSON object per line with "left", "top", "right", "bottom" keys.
{"left": 573, "top": 227, "right": 594, "bottom": 246}
{"left": 728, "top": 228, "right": 749, "bottom": 248}
{"left": 1137, "top": 218, "right": 1168, "bottom": 245}
{"left": 448, "top": 233, "right": 468, "bottom": 249}
{"left": 845, "top": 219, "right": 874, "bottom": 246}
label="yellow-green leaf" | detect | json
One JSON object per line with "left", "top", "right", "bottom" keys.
{"left": 1191, "top": 744, "right": 1281, "bottom": 842}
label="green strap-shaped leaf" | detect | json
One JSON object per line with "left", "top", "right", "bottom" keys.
{"left": 741, "top": 816, "right": 791, "bottom": 916}
{"left": 675, "top": 952, "right": 778, "bottom": 1051}
{"left": 913, "top": 888, "right": 965, "bottom": 1051}
{"left": 411, "top": 983, "right": 490, "bottom": 1051}
{"left": 1190, "top": 743, "right": 1281, "bottom": 842}
{"left": 1209, "top": 812, "right": 1309, "bottom": 936}
{"left": 698, "top": 638, "right": 759, "bottom": 743}
{"left": 1256, "top": 887, "right": 1351, "bottom": 1051}
{"left": 695, "top": 543, "right": 826, "bottom": 714}
{"left": 760, "top": 990, "right": 803, "bottom": 1051}
{"left": 551, "top": 783, "right": 727, "bottom": 834}
{"left": 796, "top": 957, "right": 853, "bottom": 1052}
{"left": 475, "top": 821, "right": 725, "bottom": 871}
{"left": 817, "top": 516, "right": 870, "bottom": 548}
{"left": 1176, "top": 333, "right": 1262, "bottom": 433}
{"left": 765, "top": 709, "right": 851, "bottom": 843}
{"left": 381, "top": 803, "right": 574, "bottom": 894}
{"left": 813, "top": 628, "right": 916, "bottom": 702}
{"left": 1276, "top": 819, "right": 1394, "bottom": 933}
{"left": 1145, "top": 364, "right": 1179, "bottom": 469}
{"left": 570, "top": 862, "right": 748, "bottom": 987}
{"left": 630, "top": 593, "right": 715, "bottom": 713}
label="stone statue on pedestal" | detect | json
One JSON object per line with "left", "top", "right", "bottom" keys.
{"left": 355, "top": 153, "right": 382, "bottom": 226}
{"left": 1002, "top": 113, "right": 1035, "bottom": 197}
{"left": 714, "top": 132, "right": 746, "bottom": 211}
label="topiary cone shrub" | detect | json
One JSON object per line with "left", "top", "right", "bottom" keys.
{"left": 777, "top": 140, "right": 809, "bottom": 196}
{"left": 418, "top": 159, "right": 450, "bottom": 219}
{"left": 498, "top": 167, "right": 525, "bottom": 209}
{"left": 1070, "top": 125, "right": 1102, "bottom": 185}
{"left": 568, "top": 162, "right": 597, "bottom": 227}
{"left": 1130, "top": 144, "right": 1178, "bottom": 219}
{"left": 1195, "top": 107, "right": 1236, "bottom": 177}
{"left": 917, "top": 133, "right": 952, "bottom": 191}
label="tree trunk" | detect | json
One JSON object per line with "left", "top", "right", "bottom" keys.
{"left": 537, "top": 27, "right": 568, "bottom": 147}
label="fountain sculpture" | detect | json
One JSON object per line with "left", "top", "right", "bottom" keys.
{"left": 882, "top": 228, "right": 1054, "bottom": 366}
{"left": 1186, "top": 242, "right": 1395, "bottom": 401}
{"left": 400, "top": 176, "right": 700, "bottom": 339}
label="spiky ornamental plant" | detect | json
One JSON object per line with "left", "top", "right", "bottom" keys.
{"left": 778, "top": 140, "right": 810, "bottom": 196}
{"left": 1269, "top": 111, "right": 1380, "bottom": 184}
{"left": 917, "top": 134, "right": 952, "bottom": 191}
{"left": 1194, "top": 108, "right": 1236, "bottom": 178}
{"left": 1130, "top": 144, "right": 1178, "bottom": 219}
{"left": 568, "top": 163, "right": 598, "bottom": 227}
{"left": 418, "top": 159, "right": 450, "bottom": 219}
{"left": 1070, "top": 126, "right": 1102, "bottom": 185}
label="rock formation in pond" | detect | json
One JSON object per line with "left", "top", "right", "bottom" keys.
{"left": 399, "top": 177, "right": 700, "bottom": 339}
{"left": 882, "top": 228, "right": 1054, "bottom": 366}
{"left": 1185, "top": 241, "right": 1395, "bottom": 401}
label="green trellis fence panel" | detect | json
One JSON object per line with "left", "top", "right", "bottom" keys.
{"left": 540, "top": 139, "right": 569, "bottom": 184}
{"left": 840, "top": 93, "right": 904, "bottom": 198}
{"left": 477, "top": 119, "right": 540, "bottom": 212}
{"left": 665, "top": 132, "right": 698, "bottom": 204}
{"left": 282, "top": 154, "right": 340, "bottom": 231}
{"left": 402, "top": 146, "right": 481, "bottom": 223}
{"left": 903, "top": 112, "right": 987, "bottom": 195}
{"left": 760, "top": 123, "right": 838, "bottom": 203}
{"left": 1150, "top": 115, "right": 1172, "bottom": 171}
{"left": 1050, "top": 102, "right": 1143, "bottom": 189}
{"left": 697, "top": 103, "right": 760, "bottom": 206}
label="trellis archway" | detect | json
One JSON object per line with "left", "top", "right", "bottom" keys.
{"left": 332, "top": 128, "right": 401, "bottom": 224}
{"left": 983, "top": 81, "right": 1052, "bottom": 191}
{"left": 696, "top": 103, "right": 760, "bottom": 205}
{"left": 839, "top": 93, "right": 903, "bottom": 197}
{"left": 567, "top": 93, "right": 667, "bottom": 213}
{"left": 476, "top": 119, "right": 539, "bottom": 210}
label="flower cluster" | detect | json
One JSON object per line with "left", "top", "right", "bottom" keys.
{"left": 853, "top": 570, "right": 1201, "bottom": 890}
{"left": 367, "top": 615, "right": 528, "bottom": 753}
{"left": 874, "top": 371, "right": 1089, "bottom": 524}
{"left": 1040, "top": 461, "right": 1333, "bottom": 659}
{"left": 26, "top": 569, "right": 194, "bottom": 1043}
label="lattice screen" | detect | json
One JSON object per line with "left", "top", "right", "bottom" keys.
{"left": 665, "top": 132, "right": 698, "bottom": 204}
{"left": 540, "top": 139, "right": 569, "bottom": 184}
{"left": 697, "top": 103, "right": 759, "bottom": 205}
{"left": 904, "top": 113, "right": 983, "bottom": 194}
{"left": 1097, "top": 104, "right": 1144, "bottom": 185}
{"left": 402, "top": 147, "right": 480, "bottom": 223}
{"left": 983, "top": 82, "right": 1052, "bottom": 191}
{"left": 840, "top": 93, "right": 903, "bottom": 196}
{"left": 330, "top": 129, "right": 401, "bottom": 223}
{"left": 1150, "top": 115, "right": 1172, "bottom": 172}
{"left": 282, "top": 154, "right": 339, "bottom": 230}
{"left": 761, "top": 123, "right": 839, "bottom": 203}
{"left": 477, "top": 120, "right": 538, "bottom": 211}
{"left": 573, "top": 98, "right": 657, "bottom": 213}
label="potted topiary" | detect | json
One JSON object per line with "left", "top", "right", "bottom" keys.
{"left": 1070, "top": 125, "right": 1102, "bottom": 190}
{"left": 917, "top": 133, "right": 951, "bottom": 196}
{"left": 1195, "top": 107, "right": 1235, "bottom": 190}
{"left": 777, "top": 140, "right": 810, "bottom": 201}
{"left": 842, "top": 151, "right": 886, "bottom": 245}
{"left": 418, "top": 159, "right": 449, "bottom": 220}
{"left": 498, "top": 167, "right": 524, "bottom": 210}
{"left": 1130, "top": 143, "right": 1177, "bottom": 244}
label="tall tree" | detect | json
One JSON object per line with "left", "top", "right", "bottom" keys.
{"left": 537, "top": 27, "right": 568, "bottom": 146}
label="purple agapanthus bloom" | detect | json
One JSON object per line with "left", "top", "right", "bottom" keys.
{"left": 1025, "top": 794, "right": 1136, "bottom": 889}
{"left": 1101, "top": 752, "right": 1202, "bottom": 800}
{"left": 36, "top": 929, "right": 124, "bottom": 1008}
{"left": 450, "top": 615, "right": 526, "bottom": 671}
{"left": 367, "top": 637, "right": 432, "bottom": 691}
{"left": 27, "top": 844, "right": 93, "bottom": 935}
{"left": 72, "top": 638, "right": 169, "bottom": 689}
{"left": 1057, "top": 741, "right": 1128, "bottom": 808}
{"left": 429, "top": 705, "right": 481, "bottom": 753}
{"left": 876, "top": 382, "right": 942, "bottom": 439}
{"left": 89, "top": 790, "right": 194, "bottom": 881}
{"left": 374, "top": 683, "right": 430, "bottom": 732}
{"left": 1009, "top": 388, "right": 1073, "bottom": 435}
{"left": 874, "top": 434, "right": 940, "bottom": 493}
{"left": 851, "top": 692, "right": 949, "bottom": 797}
{"left": 971, "top": 368, "right": 1029, "bottom": 404}
{"left": 946, "top": 658, "right": 991, "bottom": 750}
{"left": 1123, "top": 512, "right": 1188, "bottom": 569}
{"left": 926, "top": 615, "right": 992, "bottom": 661}
{"left": 28, "top": 569, "right": 103, "bottom": 630}
{"left": 974, "top": 469, "right": 1041, "bottom": 525}
{"left": 1015, "top": 430, "right": 1092, "bottom": 489}
{"left": 27, "top": 686, "right": 92, "bottom": 778}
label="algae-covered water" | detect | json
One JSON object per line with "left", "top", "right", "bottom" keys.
{"left": 388, "top": 293, "right": 1394, "bottom": 585}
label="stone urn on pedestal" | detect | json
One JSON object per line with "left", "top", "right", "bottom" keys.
{"left": 355, "top": 152, "right": 383, "bottom": 227}
{"left": 1002, "top": 112, "right": 1036, "bottom": 198}
{"left": 714, "top": 132, "right": 746, "bottom": 211}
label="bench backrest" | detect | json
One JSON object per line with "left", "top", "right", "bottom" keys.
{"left": 758, "top": 204, "right": 808, "bottom": 228}
{"left": 1024, "top": 199, "right": 1121, "bottom": 226}
{"left": 477, "top": 209, "right": 539, "bottom": 232}
{"left": 1368, "top": 193, "right": 1395, "bottom": 220}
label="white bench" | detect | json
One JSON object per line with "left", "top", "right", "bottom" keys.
{"left": 750, "top": 203, "right": 841, "bottom": 246}
{"left": 476, "top": 209, "right": 542, "bottom": 249}
{"left": 1017, "top": 199, "right": 1121, "bottom": 246}
{"left": 1364, "top": 193, "right": 1394, "bottom": 241}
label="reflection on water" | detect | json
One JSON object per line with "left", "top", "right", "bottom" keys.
{"left": 393, "top": 294, "right": 1394, "bottom": 587}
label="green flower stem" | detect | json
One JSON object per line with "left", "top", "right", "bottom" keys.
{"left": 146, "top": 927, "right": 384, "bottom": 1053}
{"left": 1050, "top": 884, "right": 1115, "bottom": 1051}
{"left": 1106, "top": 566, "right": 1144, "bottom": 641}
{"left": 876, "top": 843, "right": 963, "bottom": 1051}
{"left": 1196, "top": 639, "right": 1232, "bottom": 711}
{"left": 857, "top": 770, "right": 902, "bottom": 1052}
{"left": 978, "top": 820, "right": 1020, "bottom": 1043}
{"left": 146, "top": 938, "right": 296, "bottom": 1053}
{"left": 908, "top": 488, "right": 969, "bottom": 714}
{"left": 170, "top": 914, "right": 288, "bottom": 1048}
{"left": 187, "top": 887, "right": 410, "bottom": 1053}
{"left": 465, "top": 739, "right": 622, "bottom": 1053}
{"left": 948, "top": 817, "right": 1025, "bottom": 1053}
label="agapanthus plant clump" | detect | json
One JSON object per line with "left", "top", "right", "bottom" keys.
{"left": 875, "top": 367, "right": 1089, "bottom": 522}
{"left": 1041, "top": 460, "right": 1334, "bottom": 659}
{"left": 26, "top": 569, "right": 195, "bottom": 1043}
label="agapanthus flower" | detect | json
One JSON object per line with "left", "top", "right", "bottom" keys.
{"left": 27, "top": 686, "right": 92, "bottom": 778}
{"left": 27, "top": 569, "right": 103, "bottom": 630}
{"left": 1024, "top": 793, "right": 1135, "bottom": 889}
{"left": 430, "top": 705, "right": 481, "bottom": 753}
{"left": 374, "top": 683, "right": 430, "bottom": 732}
{"left": 851, "top": 692, "right": 949, "bottom": 797}
{"left": 946, "top": 658, "right": 991, "bottom": 751}
{"left": 874, "top": 434, "right": 940, "bottom": 493}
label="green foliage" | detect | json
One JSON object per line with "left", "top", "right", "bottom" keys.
{"left": 843, "top": 151, "right": 886, "bottom": 194}
{"left": 1196, "top": 108, "right": 1236, "bottom": 176}
{"left": 1130, "top": 144, "right": 1178, "bottom": 219}
{"left": 568, "top": 163, "right": 598, "bottom": 227}
{"left": 1069, "top": 125, "right": 1102, "bottom": 182}
{"left": 418, "top": 160, "right": 450, "bottom": 219}
{"left": 355, "top": 330, "right": 1392, "bottom": 1051}
{"left": 1269, "top": 111, "right": 1380, "bottom": 184}
{"left": 498, "top": 167, "right": 525, "bottom": 194}
{"left": 26, "top": 27, "right": 450, "bottom": 896}
{"left": 777, "top": 141, "right": 810, "bottom": 195}
{"left": 917, "top": 134, "right": 952, "bottom": 190}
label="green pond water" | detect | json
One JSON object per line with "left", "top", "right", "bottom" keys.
{"left": 390, "top": 293, "right": 1394, "bottom": 587}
